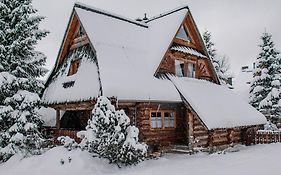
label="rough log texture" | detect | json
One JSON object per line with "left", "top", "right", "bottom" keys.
{"left": 133, "top": 102, "right": 187, "bottom": 146}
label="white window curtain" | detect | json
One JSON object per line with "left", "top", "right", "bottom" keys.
{"left": 151, "top": 112, "right": 162, "bottom": 128}
{"left": 187, "top": 63, "right": 195, "bottom": 78}
{"left": 164, "top": 112, "right": 174, "bottom": 128}
{"left": 175, "top": 60, "right": 184, "bottom": 77}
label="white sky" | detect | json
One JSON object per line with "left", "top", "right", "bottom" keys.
{"left": 33, "top": 0, "right": 281, "bottom": 77}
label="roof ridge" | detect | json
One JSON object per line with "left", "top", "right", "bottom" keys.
{"left": 146, "top": 5, "right": 189, "bottom": 23}
{"left": 74, "top": 2, "right": 149, "bottom": 28}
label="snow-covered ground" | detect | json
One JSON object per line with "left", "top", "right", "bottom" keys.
{"left": 1, "top": 143, "right": 281, "bottom": 175}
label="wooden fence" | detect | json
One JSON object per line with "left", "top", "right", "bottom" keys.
{"left": 255, "top": 130, "right": 281, "bottom": 144}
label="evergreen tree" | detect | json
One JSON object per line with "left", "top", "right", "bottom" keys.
{"left": 249, "top": 32, "right": 281, "bottom": 122}
{"left": 78, "top": 96, "right": 147, "bottom": 167}
{"left": 0, "top": 0, "right": 48, "bottom": 161}
{"left": 203, "top": 30, "right": 231, "bottom": 85}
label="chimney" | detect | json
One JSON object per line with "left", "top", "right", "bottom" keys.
{"left": 143, "top": 13, "right": 148, "bottom": 20}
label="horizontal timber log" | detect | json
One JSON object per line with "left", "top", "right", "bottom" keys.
{"left": 70, "top": 39, "right": 89, "bottom": 50}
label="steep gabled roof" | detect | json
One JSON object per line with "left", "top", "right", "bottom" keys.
{"left": 43, "top": 3, "right": 191, "bottom": 104}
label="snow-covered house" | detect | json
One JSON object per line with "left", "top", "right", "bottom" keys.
{"left": 42, "top": 3, "right": 266, "bottom": 148}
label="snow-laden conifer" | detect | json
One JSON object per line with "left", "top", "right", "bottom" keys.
{"left": 0, "top": 0, "right": 48, "bottom": 161}
{"left": 249, "top": 32, "right": 281, "bottom": 122}
{"left": 78, "top": 96, "right": 147, "bottom": 167}
{"left": 203, "top": 30, "right": 231, "bottom": 86}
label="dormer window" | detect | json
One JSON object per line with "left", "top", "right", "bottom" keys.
{"left": 176, "top": 25, "right": 191, "bottom": 42}
{"left": 68, "top": 59, "right": 81, "bottom": 76}
{"left": 175, "top": 59, "right": 196, "bottom": 78}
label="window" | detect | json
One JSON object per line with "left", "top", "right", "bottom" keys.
{"left": 175, "top": 60, "right": 184, "bottom": 77}
{"left": 151, "top": 112, "right": 162, "bottom": 128}
{"left": 68, "top": 59, "right": 81, "bottom": 76}
{"left": 176, "top": 25, "right": 191, "bottom": 42}
{"left": 150, "top": 111, "right": 175, "bottom": 129}
{"left": 175, "top": 60, "right": 196, "bottom": 78}
{"left": 187, "top": 63, "right": 195, "bottom": 78}
{"left": 164, "top": 112, "right": 175, "bottom": 128}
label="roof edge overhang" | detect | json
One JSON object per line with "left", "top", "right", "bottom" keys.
{"left": 146, "top": 5, "right": 189, "bottom": 23}
{"left": 42, "top": 9, "right": 77, "bottom": 95}
{"left": 74, "top": 2, "right": 148, "bottom": 28}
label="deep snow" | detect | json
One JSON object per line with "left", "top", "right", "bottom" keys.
{"left": 1, "top": 143, "right": 281, "bottom": 175}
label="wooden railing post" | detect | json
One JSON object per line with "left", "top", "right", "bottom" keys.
{"left": 56, "top": 109, "right": 60, "bottom": 129}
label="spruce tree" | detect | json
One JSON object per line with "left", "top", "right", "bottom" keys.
{"left": 0, "top": 0, "right": 48, "bottom": 161}
{"left": 78, "top": 96, "right": 147, "bottom": 167}
{"left": 249, "top": 32, "right": 281, "bottom": 122}
{"left": 203, "top": 30, "right": 231, "bottom": 85}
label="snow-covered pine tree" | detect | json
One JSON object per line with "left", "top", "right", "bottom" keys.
{"left": 249, "top": 32, "right": 281, "bottom": 122}
{"left": 78, "top": 96, "right": 147, "bottom": 167}
{"left": 203, "top": 30, "right": 231, "bottom": 86}
{"left": 0, "top": 0, "right": 48, "bottom": 161}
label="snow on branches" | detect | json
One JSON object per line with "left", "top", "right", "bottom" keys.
{"left": 78, "top": 96, "right": 147, "bottom": 167}
{"left": 249, "top": 32, "right": 281, "bottom": 122}
{"left": 203, "top": 30, "right": 232, "bottom": 86}
{"left": 0, "top": 0, "right": 48, "bottom": 161}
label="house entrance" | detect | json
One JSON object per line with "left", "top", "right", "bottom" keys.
{"left": 60, "top": 110, "right": 91, "bottom": 130}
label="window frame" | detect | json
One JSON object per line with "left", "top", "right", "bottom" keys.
{"left": 176, "top": 25, "right": 192, "bottom": 43}
{"left": 174, "top": 59, "right": 196, "bottom": 78}
{"left": 150, "top": 110, "right": 176, "bottom": 130}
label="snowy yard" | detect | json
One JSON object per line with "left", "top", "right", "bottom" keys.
{"left": 1, "top": 143, "right": 281, "bottom": 175}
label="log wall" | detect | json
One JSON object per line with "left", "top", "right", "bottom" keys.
{"left": 192, "top": 115, "right": 209, "bottom": 147}
{"left": 190, "top": 112, "right": 243, "bottom": 148}
{"left": 124, "top": 102, "right": 188, "bottom": 146}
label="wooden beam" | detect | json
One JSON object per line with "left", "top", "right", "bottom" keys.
{"left": 72, "top": 35, "right": 87, "bottom": 44}
{"left": 48, "top": 100, "right": 96, "bottom": 111}
{"left": 188, "top": 110, "right": 194, "bottom": 149}
{"left": 70, "top": 38, "right": 90, "bottom": 50}
{"left": 56, "top": 109, "right": 60, "bottom": 129}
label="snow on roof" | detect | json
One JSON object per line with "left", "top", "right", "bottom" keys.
{"left": 57, "top": 4, "right": 188, "bottom": 102}
{"left": 74, "top": 2, "right": 148, "bottom": 28}
{"left": 42, "top": 59, "right": 100, "bottom": 104}
{"left": 171, "top": 45, "right": 207, "bottom": 58}
{"left": 169, "top": 76, "right": 266, "bottom": 129}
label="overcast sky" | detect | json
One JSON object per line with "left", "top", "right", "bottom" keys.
{"left": 33, "top": 0, "right": 281, "bottom": 77}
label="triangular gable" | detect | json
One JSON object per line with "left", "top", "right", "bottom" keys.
{"left": 154, "top": 10, "right": 220, "bottom": 84}
{"left": 42, "top": 8, "right": 102, "bottom": 105}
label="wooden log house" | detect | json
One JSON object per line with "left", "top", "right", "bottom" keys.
{"left": 41, "top": 3, "right": 267, "bottom": 149}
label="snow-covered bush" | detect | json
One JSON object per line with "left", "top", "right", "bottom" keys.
{"left": 0, "top": 0, "right": 48, "bottom": 161}
{"left": 78, "top": 96, "right": 147, "bottom": 167}
{"left": 57, "top": 136, "right": 78, "bottom": 151}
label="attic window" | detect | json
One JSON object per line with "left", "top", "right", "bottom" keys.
{"left": 175, "top": 60, "right": 196, "bottom": 78}
{"left": 176, "top": 25, "right": 191, "bottom": 42}
{"left": 175, "top": 60, "right": 185, "bottom": 77}
{"left": 187, "top": 63, "right": 195, "bottom": 78}
{"left": 68, "top": 59, "right": 81, "bottom": 76}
